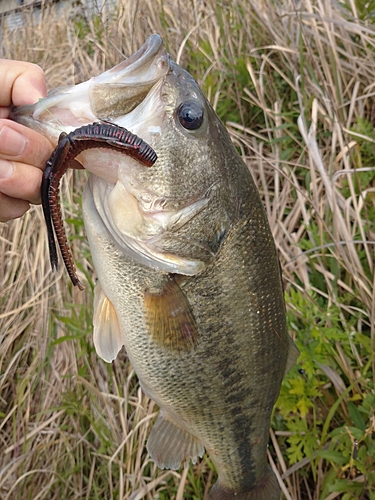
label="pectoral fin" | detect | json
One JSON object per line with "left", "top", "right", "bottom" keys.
{"left": 147, "top": 411, "right": 204, "bottom": 470}
{"left": 93, "top": 282, "right": 124, "bottom": 362}
{"left": 144, "top": 275, "right": 198, "bottom": 351}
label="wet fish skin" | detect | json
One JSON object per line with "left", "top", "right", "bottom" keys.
{"left": 12, "top": 35, "right": 298, "bottom": 499}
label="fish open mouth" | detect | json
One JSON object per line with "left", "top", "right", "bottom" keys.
{"left": 11, "top": 34, "right": 170, "bottom": 145}
{"left": 90, "top": 34, "right": 170, "bottom": 122}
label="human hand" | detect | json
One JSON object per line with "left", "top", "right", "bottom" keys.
{"left": 0, "top": 59, "right": 53, "bottom": 222}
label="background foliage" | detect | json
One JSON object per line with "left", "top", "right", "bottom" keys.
{"left": 1, "top": 0, "right": 375, "bottom": 498}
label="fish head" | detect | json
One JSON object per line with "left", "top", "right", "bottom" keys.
{"left": 12, "top": 34, "right": 242, "bottom": 276}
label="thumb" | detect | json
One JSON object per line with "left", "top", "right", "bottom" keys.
{"left": 0, "top": 59, "right": 47, "bottom": 108}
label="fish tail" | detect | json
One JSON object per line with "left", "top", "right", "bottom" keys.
{"left": 207, "top": 467, "right": 280, "bottom": 500}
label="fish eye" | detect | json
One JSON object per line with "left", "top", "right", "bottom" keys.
{"left": 177, "top": 101, "right": 204, "bottom": 130}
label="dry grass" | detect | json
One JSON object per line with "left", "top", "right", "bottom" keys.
{"left": 1, "top": 0, "right": 375, "bottom": 499}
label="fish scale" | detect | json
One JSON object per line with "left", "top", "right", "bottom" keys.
{"left": 12, "top": 34, "right": 299, "bottom": 499}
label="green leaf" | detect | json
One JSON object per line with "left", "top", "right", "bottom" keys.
{"left": 317, "top": 449, "right": 347, "bottom": 465}
{"left": 348, "top": 401, "right": 366, "bottom": 431}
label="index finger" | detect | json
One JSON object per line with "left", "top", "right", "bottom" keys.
{"left": 0, "top": 59, "right": 47, "bottom": 108}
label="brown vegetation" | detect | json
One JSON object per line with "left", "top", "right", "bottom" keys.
{"left": 1, "top": 1, "right": 374, "bottom": 498}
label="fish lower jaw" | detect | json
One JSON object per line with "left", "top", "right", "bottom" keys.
{"left": 104, "top": 206, "right": 206, "bottom": 275}
{"left": 119, "top": 237, "right": 206, "bottom": 275}
{"left": 103, "top": 181, "right": 210, "bottom": 274}
{"left": 89, "top": 177, "right": 206, "bottom": 275}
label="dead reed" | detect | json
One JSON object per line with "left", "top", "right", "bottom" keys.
{"left": 1, "top": 0, "right": 374, "bottom": 498}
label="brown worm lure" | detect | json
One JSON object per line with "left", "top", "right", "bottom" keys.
{"left": 41, "top": 122, "right": 157, "bottom": 290}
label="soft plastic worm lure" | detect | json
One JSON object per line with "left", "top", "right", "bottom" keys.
{"left": 41, "top": 122, "right": 157, "bottom": 290}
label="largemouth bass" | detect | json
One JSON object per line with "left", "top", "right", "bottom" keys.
{"left": 12, "top": 34, "right": 298, "bottom": 500}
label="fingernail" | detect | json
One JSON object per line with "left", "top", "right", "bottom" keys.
{"left": 0, "top": 126, "right": 27, "bottom": 157}
{"left": 0, "top": 159, "right": 14, "bottom": 180}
